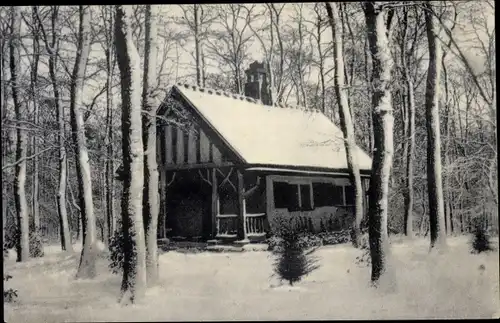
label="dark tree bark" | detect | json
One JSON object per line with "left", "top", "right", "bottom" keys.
{"left": 115, "top": 4, "right": 147, "bottom": 304}
{"left": 1, "top": 21, "right": 6, "bottom": 247}
{"left": 29, "top": 7, "right": 41, "bottom": 238}
{"left": 72, "top": 5, "right": 97, "bottom": 279}
{"left": 142, "top": 4, "right": 160, "bottom": 286}
{"left": 10, "top": 6, "right": 30, "bottom": 262}
{"left": 325, "top": 2, "right": 364, "bottom": 248}
{"left": 400, "top": 8, "right": 416, "bottom": 239}
{"left": 102, "top": 5, "right": 117, "bottom": 245}
{"left": 424, "top": 1, "right": 447, "bottom": 251}
{"left": 363, "top": 1, "right": 395, "bottom": 286}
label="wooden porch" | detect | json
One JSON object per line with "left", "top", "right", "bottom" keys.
{"left": 158, "top": 166, "right": 268, "bottom": 245}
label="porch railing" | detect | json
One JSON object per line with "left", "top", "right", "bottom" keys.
{"left": 245, "top": 213, "right": 266, "bottom": 237}
{"left": 216, "top": 214, "right": 238, "bottom": 239}
{"left": 215, "top": 213, "right": 267, "bottom": 240}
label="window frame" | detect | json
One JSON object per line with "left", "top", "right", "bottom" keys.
{"left": 269, "top": 175, "right": 365, "bottom": 211}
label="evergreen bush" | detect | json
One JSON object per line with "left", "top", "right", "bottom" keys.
{"left": 270, "top": 216, "right": 320, "bottom": 286}
{"left": 471, "top": 221, "right": 494, "bottom": 254}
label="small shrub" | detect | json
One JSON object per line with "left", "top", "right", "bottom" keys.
{"left": 109, "top": 229, "right": 126, "bottom": 275}
{"left": 297, "top": 234, "right": 323, "bottom": 249}
{"left": 355, "top": 233, "right": 371, "bottom": 267}
{"left": 320, "top": 219, "right": 326, "bottom": 233}
{"left": 327, "top": 218, "right": 335, "bottom": 231}
{"left": 4, "top": 274, "right": 18, "bottom": 303}
{"left": 319, "top": 229, "right": 351, "bottom": 245}
{"left": 267, "top": 235, "right": 283, "bottom": 251}
{"left": 270, "top": 216, "right": 320, "bottom": 286}
{"left": 3, "top": 244, "right": 9, "bottom": 260}
{"left": 307, "top": 218, "right": 314, "bottom": 233}
{"left": 471, "top": 222, "right": 494, "bottom": 254}
{"left": 4, "top": 226, "right": 17, "bottom": 250}
{"left": 29, "top": 231, "right": 44, "bottom": 258}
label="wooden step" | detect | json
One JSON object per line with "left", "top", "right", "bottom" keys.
{"left": 206, "top": 245, "right": 244, "bottom": 253}
{"left": 247, "top": 232, "right": 267, "bottom": 243}
{"left": 215, "top": 234, "right": 238, "bottom": 240}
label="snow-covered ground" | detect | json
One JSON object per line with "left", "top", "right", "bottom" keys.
{"left": 4, "top": 236, "right": 499, "bottom": 322}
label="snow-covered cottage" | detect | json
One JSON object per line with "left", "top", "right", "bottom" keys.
{"left": 154, "top": 62, "right": 372, "bottom": 245}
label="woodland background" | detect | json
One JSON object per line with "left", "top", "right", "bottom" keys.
{"left": 1, "top": 1, "right": 497, "bottom": 278}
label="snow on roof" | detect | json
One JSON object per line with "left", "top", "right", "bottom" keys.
{"left": 174, "top": 83, "right": 372, "bottom": 172}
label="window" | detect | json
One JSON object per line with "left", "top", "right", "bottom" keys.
{"left": 273, "top": 181, "right": 312, "bottom": 212}
{"left": 344, "top": 185, "right": 355, "bottom": 206}
{"left": 313, "top": 182, "right": 344, "bottom": 207}
{"left": 273, "top": 182, "right": 299, "bottom": 211}
{"left": 300, "top": 184, "right": 313, "bottom": 211}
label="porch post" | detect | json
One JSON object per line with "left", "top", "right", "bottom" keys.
{"left": 158, "top": 125, "right": 167, "bottom": 239}
{"left": 237, "top": 169, "right": 248, "bottom": 242}
{"left": 159, "top": 167, "right": 166, "bottom": 239}
{"left": 211, "top": 168, "right": 218, "bottom": 238}
{"left": 265, "top": 175, "right": 274, "bottom": 232}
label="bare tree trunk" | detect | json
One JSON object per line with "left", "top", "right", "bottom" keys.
{"left": 296, "top": 4, "right": 308, "bottom": 108}
{"left": 364, "top": 36, "right": 374, "bottom": 153}
{"left": 115, "top": 4, "right": 147, "bottom": 304}
{"left": 363, "top": 2, "right": 394, "bottom": 286}
{"left": 30, "top": 7, "right": 41, "bottom": 239}
{"left": 104, "top": 6, "right": 116, "bottom": 244}
{"left": 35, "top": 6, "right": 73, "bottom": 252}
{"left": 68, "top": 175, "right": 83, "bottom": 241}
{"left": 142, "top": 4, "right": 160, "bottom": 286}
{"left": 10, "top": 6, "right": 30, "bottom": 262}
{"left": 424, "top": 1, "right": 447, "bottom": 251}
{"left": 194, "top": 4, "right": 202, "bottom": 87}
{"left": 312, "top": 5, "right": 326, "bottom": 114}
{"left": 400, "top": 8, "right": 415, "bottom": 239}
{"left": 326, "top": 2, "right": 364, "bottom": 248}
{"left": 1, "top": 35, "right": 6, "bottom": 247}
{"left": 201, "top": 46, "right": 206, "bottom": 87}
{"left": 72, "top": 6, "right": 97, "bottom": 279}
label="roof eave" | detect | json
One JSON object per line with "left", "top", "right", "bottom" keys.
{"left": 244, "top": 164, "right": 371, "bottom": 177}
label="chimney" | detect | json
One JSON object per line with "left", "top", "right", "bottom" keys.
{"left": 244, "top": 61, "right": 271, "bottom": 105}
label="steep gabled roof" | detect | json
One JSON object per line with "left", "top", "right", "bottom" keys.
{"left": 170, "top": 83, "right": 372, "bottom": 173}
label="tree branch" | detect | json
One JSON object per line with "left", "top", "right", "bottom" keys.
{"left": 2, "top": 146, "right": 55, "bottom": 171}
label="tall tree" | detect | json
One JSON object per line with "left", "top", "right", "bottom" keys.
{"left": 362, "top": 1, "right": 395, "bottom": 286}
{"left": 424, "top": 1, "right": 447, "bottom": 250}
{"left": 177, "top": 4, "right": 215, "bottom": 87}
{"left": 35, "top": 6, "right": 73, "bottom": 252}
{"left": 309, "top": 4, "right": 329, "bottom": 114}
{"left": 193, "top": 4, "right": 203, "bottom": 87}
{"left": 27, "top": 7, "right": 41, "bottom": 239}
{"left": 400, "top": 7, "right": 416, "bottom": 238}
{"left": 247, "top": 4, "right": 288, "bottom": 105}
{"left": 325, "top": 2, "right": 364, "bottom": 248}
{"left": 1, "top": 10, "right": 8, "bottom": 246}
{"left": 10, "top": 6, "right": 30, "bottom": 262}
{"left": 72, "top": 5, "right": 97, "bottom": 278}
{"left": 142, "top": 4, "right": 160, "bottom": 286}
{"left": 99, "top": 5, "right": 117, "bottom": 245}
{"left": 205, "top": 4, "right": 254, "bottom": 94}
{"left": 290, "top": 3, "right": 311, "bottom": 107}
{"left": 115, "top": 4, "right": 147, "bottom": 303}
